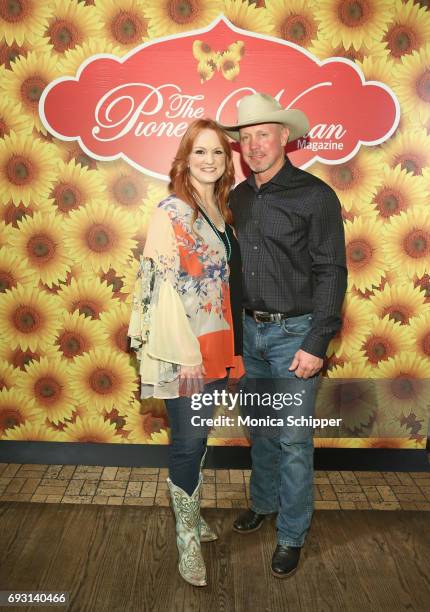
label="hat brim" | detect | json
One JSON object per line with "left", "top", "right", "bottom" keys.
{"left": 219, "top": 109, "right": 309, "bottom": 142}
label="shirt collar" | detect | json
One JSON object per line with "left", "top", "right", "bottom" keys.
{"left": 245, "top": 157, "right": 295, "bottom": 191}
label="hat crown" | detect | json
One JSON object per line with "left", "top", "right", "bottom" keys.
{"left": 237, "top": 93, "right": 283, "bottom": 123}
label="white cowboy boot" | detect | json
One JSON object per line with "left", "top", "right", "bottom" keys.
{"left": 167, "top": 476, "right": 207, "bottom": 587}
{"left": 198, "top": 449, "right": 218, "bottom": 542}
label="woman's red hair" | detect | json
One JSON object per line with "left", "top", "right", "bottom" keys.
{"left": 169, "top": 119, "right": 234, "bottom": 225}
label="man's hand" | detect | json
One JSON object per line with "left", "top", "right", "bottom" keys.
{"left": 179, "top": 363, "right": 206, "bottom": 396}
{"left": 289, "top": 350, "right": 323, "bottom": 379}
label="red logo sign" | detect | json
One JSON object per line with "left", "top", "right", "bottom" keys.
{"left": 40, "top": 17, "right": 399, "bottom": 182}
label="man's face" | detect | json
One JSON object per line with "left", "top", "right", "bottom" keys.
{"left": 239, "top": 123, "right": 289, "bottom": 175}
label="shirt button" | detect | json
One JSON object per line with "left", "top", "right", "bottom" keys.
{"left": 251, "top": 272, "right": 255, "bottom": 276}
{"left": 253, "top": 246, "right": 258, "bottom": 250}
{"left": 257, "top": 194, "right": 262, "bottom": 199}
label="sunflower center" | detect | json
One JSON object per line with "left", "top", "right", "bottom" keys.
{"left": 58, "top": 330, "right": 87, "bottom": 358}
{"left": 11, "top": 347, "right": 39, "bottom": 369}
{"left": 48, "top": 18, "right": 80, "bottom": 53}
{"left": 334, "top": 381, "right": 365, "bottom": 410}
{"left": 52, "top": 182, "right": 81, "bottom": 213}
{"left": 375, "top": 188, "right": 403, "bottom": 217}
{"left": 403, "top": 229, "right": 428, "bottom": 258}
{"left": 74, "top": 299, "right": 100, "bottom": 319}
{"left": 338, "top": 0, "right": 368, "bottom": 26}
{"left": 346, "top": 239, "right": 372, "bottom": 269}
{"left": 0, "top": 0, "right": 27, "bottom": 22}
{"left": 281, "top": 15, "right": 315, "bottom": 45}
{"left": 167, "top": 0, "right": 199, "bottom": 24}
{"left": 390, "top": 375, "right": 416, "bottom": 400}
{"left": 115, "top": 325, "right": 128, "bottom": 352}
{"left": 6, "top": 154, "right": 35, "bottom": 186}
{"left": 34, "top": 376, "right": 62, "bottom": 404}
{"left": 329, "top": 164, "right": 355, "bottom": 190}
{"left": 0, "top": 408, "right": 24, "bottom": 432}
{"left": 12, "top": 305, "right": 41, "bottom": 333}
{"left": 112, "top": 176, "right": 143, "bottom": 205}
{"left": 21, "top": 75, "right": 46, "bottom": 108}
{"left": 222, "top": 59, "right": 235, "bottom": 72}
{"left": 416, "top": 69, "right": 430, "bottom": 103}
{"left": 27, "top": 234, "right": 56, "bottom": 263}
{"left": 0, "top": 270, "right": 16, "bottom": 292}
{"left": 364, "top": 335, "right": 393, "bottom": 363}
{"left": 384, "top": 25, "right": 416, "bottom": 58}
{"left": 111, "top": 10, "right": 147, "bottom": 44}
{"left": 89, "top": 368, "right": 116, "bottom": 394}
{"left": 86, "top": 224, "right": 113, "bottom": 253}
{"left": 383, "top": 307, "right": 408, "bottom": 325}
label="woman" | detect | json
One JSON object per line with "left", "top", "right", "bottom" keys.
{"left": 128, "top": 119, "right": 244, "bottom": 587}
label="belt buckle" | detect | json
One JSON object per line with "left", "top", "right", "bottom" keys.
{"left": 253, "top": 310, "right": 265, "bottom": 322}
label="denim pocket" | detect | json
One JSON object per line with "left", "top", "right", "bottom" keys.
{"left": 280, "top": 314, "right": 313, "bottom": 336}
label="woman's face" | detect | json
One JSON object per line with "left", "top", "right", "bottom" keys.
{"left": 188, "top": 129, "right": 226, "bottom": 188}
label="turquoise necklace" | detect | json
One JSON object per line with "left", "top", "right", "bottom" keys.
{"left": 198, "top": 204, "right": 232, "bottom": 262}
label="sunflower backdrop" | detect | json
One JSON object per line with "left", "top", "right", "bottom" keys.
{"left": 0, "top": 0, "right": 429, "bottom": 450}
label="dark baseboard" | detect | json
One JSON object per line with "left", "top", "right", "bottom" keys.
{"left": 0, "top": 441, "right": 429, "bottom": 472}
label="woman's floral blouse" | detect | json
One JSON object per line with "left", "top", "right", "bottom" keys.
{"left": 128, "top": 195, "right": 244, "bottom": 398}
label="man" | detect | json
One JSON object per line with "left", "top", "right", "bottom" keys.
{"left": 220, "top": 93, "right": 347, "bottom": 577}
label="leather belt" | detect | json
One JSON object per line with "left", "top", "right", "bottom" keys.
{"left": 245, "top": 309, "right": 288, "bottom": 323}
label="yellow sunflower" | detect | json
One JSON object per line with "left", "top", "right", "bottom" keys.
{"left": 216, "top": 48, "right": 242, "bottom": 80}
{"left": 0, "top": 388, "right": 43, "bottom": 438}
{"left": 309, "top": 37, "right": 388, "bottom": 62}
{"left": 0, "top": 98, "right": 32, "bottom": 138}
{"left": 0, "top": 132, "right": 57, "bottom": 206}
{"left": 99, "top": 302, "right": 132, "bottom": 354}
{"left": 58, "top": 38, "right": 123, "bottom": 76}
{"left": 61, "top": 415, "right": 119, "bottom": 443}
{"left": 0, "top": 0, "right": 52, "bottom": 46}
{"left": 70, "top": 348, "right": 137, "bottom": 413}
{"left": 311, "top": 149, "right": 382, "bottom": 212}
{"left": 53, "top": 310, "right": 107, "bottom": 361}
{"left": 95, "top": 0, "right": 151, "bottom": 49}
{"left": 2, "top": 421, "right": 63, "bottom": 441}
{"left": 355, "top": 55, "right": 396, "bottom": 90}
{"left": 0, "top": 342, "right": 57, "bottom": 372}
{"left": 94, "top": 267, "right": 128, "bottom": 302}
{"left": 394, "top": 44, "right": 430, "bottom": 121}
{"left": 382, "top": 0, "right": 430, "bottom": 61}
{"left": 0, "top": 197, "right": 54, "bottom": 228}
{"left": 49, "top": 159, "right": 106, "bottom": 216}
{"left": 372, "top": 165, "right": 427, "bottom": 223}
{"left": 361, "top": 437, "right": 421, "bottom": 449}
{"left": 315, "top": 0, "right": 393, "bottom": 51}
{"left": 64, "top": 202, "right": 137, "bottom": 273}
{"left": 382, "top": 209, "right": 430, "bottom": 279}
{"left": 266, "top": 0, "right": 318, "bottom": 49}
{"left": 360, "top": 315, "right": 413, "bottom": 366}
{"left": 409, "top": 310, "right": 430, "bottom": 360}
{"left": 192, "top": 39, "right": 221, "bottom": 64}
{"left": 1, "top": 51, "right": 60, "bottom": 134}
{"left": 314, "top": 438, "right": 366, "bottom": 448}
{"left": 374, "top": 353, "right": 429, "bottom": 415}
{"left": 368, "top": 281, "right": 427, "bottom": 325}
{"left": 16, "top": 356, "right": 75, "bottom": 424}
{"left": 145, "top": 0, "right": 221, "bottom": 37}
{"left": 380, "top": 129, "right": 430, "bottom": 176}
{"left": 318, "top": 362, "right": 376, "bottom": 435}
{"left": 327, "top": 294, "right": 374, "bottom": 357}
{"left": 0, "top": 284, "right": 61, "bottom": 352}
{"left": 222, "top": 0, "right": 272, "bottom": 34}
{"left": 0, "top": 359, "right": 21, "bottom": 390}
{"left": 58, "top": 276, "right": 119, "bottom": 320}
{"left": 0, "top": 37, "right": 29, "bottom": 69}
{"left": 341, "top": 197, "right": 378, "bottom": 223}
{"left": 56, "top": 140, "right": 100, "bottom": 171}
{"left": 0, "top": 248, "right": 34, "bottom": 293}
{"left": 344, "top": 217, "right": 386, "bottom": 292}
{"left": 98, "top": 161, "right": 167, "bottom": 211}
{"left": 119, "top": 257, "right": 140, "bottom": 303}
{"left": 122, "top": 400, "right": 153, "bottom": 443}
{"left": 40, "top": 0, "right": 102, "bottom": 59}
{"left": 9, "top": 211, "right": 72, "bottom": 288}
{"left": 196, "top": 58, "right": 216, "bottom": 83}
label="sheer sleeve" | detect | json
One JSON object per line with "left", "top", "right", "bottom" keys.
{"left": 128, "top": 206, "right": 202, "bottom": 398}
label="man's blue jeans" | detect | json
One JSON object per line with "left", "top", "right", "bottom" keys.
{"left": 243, "top": 312, "right": 319, "bottom": 548}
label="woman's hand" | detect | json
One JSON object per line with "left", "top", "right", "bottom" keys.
{"left": 179, "top": 363, "right": 206, "bottom": 397}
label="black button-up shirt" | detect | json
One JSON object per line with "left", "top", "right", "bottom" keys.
{"left": 229, "top": 158, "right": 347, "bottom": 358}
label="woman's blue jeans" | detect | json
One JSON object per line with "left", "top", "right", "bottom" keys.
{"left": 165, "top": 377, "right": 228, "bottom": 496}
{"left": 242, "top": 313, "right": 320, "bottom": 548}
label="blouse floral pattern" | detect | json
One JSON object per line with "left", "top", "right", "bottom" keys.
{"left": 128, "top": 195, "right": 244, "bottom": 399}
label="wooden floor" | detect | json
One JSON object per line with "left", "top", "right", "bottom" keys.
{"left": 0, "top": 503, "right": 429, "bottom": 612}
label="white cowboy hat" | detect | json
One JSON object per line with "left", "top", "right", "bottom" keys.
{"left": 220, "top": 92, "right": 309, "bottom": 142}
